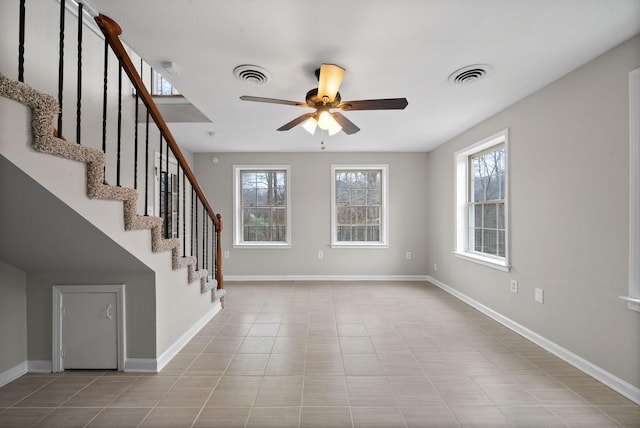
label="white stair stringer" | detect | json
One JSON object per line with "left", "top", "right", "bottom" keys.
{"left": 0, "top": 74, "right": 210, "bottom": 293}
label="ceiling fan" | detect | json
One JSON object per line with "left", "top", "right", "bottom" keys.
{"left": 240, "top": 64, "right": 408, "bottom": 136}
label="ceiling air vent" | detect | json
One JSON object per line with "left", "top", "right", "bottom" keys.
{"left": 448, "top": 64, "right": 492, "bottom": 85}
{"left": 233, "top": 65, "right": 271, "bottom": 85}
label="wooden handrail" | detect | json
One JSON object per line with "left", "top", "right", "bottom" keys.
{"left": 94, "top": 14, "right": 220, "bottom": 230}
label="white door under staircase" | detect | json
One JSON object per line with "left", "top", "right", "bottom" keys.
{"left": 52, "top": 285, "right": 125, "bottom": 371}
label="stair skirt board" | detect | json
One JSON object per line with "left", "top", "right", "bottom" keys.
{"left": 0, "top": 74, "right": 215, "bottom": 298}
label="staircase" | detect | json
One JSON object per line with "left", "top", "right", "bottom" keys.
{"left": 0, "top": 0, "right": 224, "bottom": 372}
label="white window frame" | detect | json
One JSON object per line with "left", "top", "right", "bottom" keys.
{"left": 454, "top": 129, "right": 510, "bottom": 271}
{"left": 233, "top": 165, "right": 291, "bottom": 248}
{"left": 624, "top": 68, "right": 640, "bottom": 311}
{"left": 331, "top": 164, "right": 389, "bottom": 248}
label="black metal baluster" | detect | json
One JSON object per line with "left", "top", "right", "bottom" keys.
{"left": 159, "top": 134, "right": 163, "bottom": 219}
{"left": 144, "top": 108, "right": 150, "bottom": 215}
{"left": 57, "top": 0, "right": 66, "bottom": 137}
{"left": 202, "top": 204, "right": 206, "bottom": 272}
{"left": 116, "top": 61, "right": 122, "bottom": 186}
{"left": 195, "top": 197, "right": 199, "bottom": 268}
{"left": 191, "top": 187, "right": 195, "bottom": 257}
{"left": 183, "top": 171, "right": 187, "bottom": 257}
{"left": 75, "top": 2, "right": 82, "bottom": 144}
{"left": 164, "top": 134, "right": 170, "bottom": 238}
{"left": 176, "top": 166, "right": 180, "bottom": 240}
{"left": 18, "top": 0, "right": 26, "bottom": 82}
{"left": 133, "top": 59, "right": 141, "bottom": 189}
{"left": 101, "top": 39, "right": 108, "bottom": 154}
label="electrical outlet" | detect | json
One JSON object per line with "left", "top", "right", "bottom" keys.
{"left": 510, "top": 279, "right": 518, "bottom": 294}
{"left": 433, "top": 263, "right": 438, "bottom": 271}
{"left": 535, "top": 288, "right": 544, "bottom": 304}
{"left": 405, "top": 251, "right": 412, "bottom": 260}
{"left": 224, "top": 251, "right": 230, "bottom": 259}
{"left": 318, "top": 250, "right": 324, "bottom": 259}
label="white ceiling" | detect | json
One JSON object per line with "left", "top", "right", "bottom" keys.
{"left": 84, "top": 0, "right": 640, "bottom": 153}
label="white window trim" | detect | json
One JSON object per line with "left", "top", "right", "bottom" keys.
{"left": 453, "top": 129, "right": 510, "bottom": 272}
{"left": 623, "top": 68, "right": 640, "bottom": 311}
{"left": 330, "top": 164, "right": 389, "bottom": 248}
{"left": 233, "top": 165, "right": 292, "bottom": 249}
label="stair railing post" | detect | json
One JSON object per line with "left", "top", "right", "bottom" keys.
{"left": 215, "top": 214, "right": 224, "bottom": 289}
{"left": 18, "top": 0, "right": 26, "bottom": 82}
{"left": 75, "top": 2, "right": 82, "bottom": 144}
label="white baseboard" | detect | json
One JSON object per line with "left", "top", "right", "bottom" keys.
{"left": 27, "top": 360, "right": 52, "bottom": 373}
{"left": 124, "top": 358, "right": 158, "bottom": 373}
{"left": 225, "top": 274, "right": 430, "bottom": 282}
{"left": 427, "top": 275, "right": 640, "bottom": 406}
{"left": 156, "top": 300, "right": 222, "bottom": 371}
{"left": 0, "top": 361, "right": 28, "bottom": 387}
{"left": 122, "top": 301, "right": 224, "bottom": 374}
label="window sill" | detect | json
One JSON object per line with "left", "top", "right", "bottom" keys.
{"left": 453, "top": 251, "right": 510, "bottom": 272}
{"left": 233, "top": 243, "right": 291, "bottom": 249}
{"left": 331, "top": 243, "right": 389, "bottom": 249}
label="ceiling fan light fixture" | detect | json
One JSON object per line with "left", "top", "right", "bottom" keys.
{"left": 302, "top": 117, "right": 318, "bottom": 135}
{"left": 317, "top": 110, "right": 337, "bottom": 130}
{"left": 328, "top": 121, "right": 342, "bottom": 136}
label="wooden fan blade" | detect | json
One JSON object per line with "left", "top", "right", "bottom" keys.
{"left": 338, "top": 98, "right": 408, "bottom": 111}
{"left": 277, "top": 113, "right": 315, "bottom": 131}
{"left": 317, "top": 64, "right": 345, "bottom": 103}
{"left": 240, "top": 95, "right": 307, "bottom": 107}
{"left": 332, "top": 112, "right": 360, "bottom": 135}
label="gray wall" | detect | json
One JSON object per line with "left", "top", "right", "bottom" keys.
{"left": 195, "top": 152, "right": 429, "bottom": 277}
{"left": 0, "top": 262, "right": 27, "bottom": 374}
{"left": 426, "top": 34, "right": 640, "bottom": 388}
{"left": 26, "top": 272, "right": 156, "bottom": 361}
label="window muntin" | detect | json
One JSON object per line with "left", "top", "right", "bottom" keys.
{"left": 454, "top": 129, "right": 509, "bottom": 271}
{"left": 331, "top": 165, "right": 388, "bottom": 247}
{"left": 469, "top": 145, "right": 506, "bottom": 258}
{"left": 234, "top": 166, "right": 291, "bottom": 247}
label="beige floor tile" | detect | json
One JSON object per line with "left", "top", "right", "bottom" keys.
{"left": 184, "top": 353, "right": 234, "bottom": 376}
{"left": 193, "top": 407, "right": 251, "bottom": 427}
{"left": 303, "top": 375, "right": 349, "bottom": 406}
{"left": 226, "top": 353, "right": 270, "bottom": 375}
{"left": 377, "top": 352, "right": 423, "bottom": 376}
{"left": 109, "top": 377, "right": 178, "bottom": 407}
{"left": 339, "top": 336, "right": 376, "bottom": 354}
{"left": 400, "top": 405, "right": 460, "bottom": 427}
{"left": 342, "top": 353, "right": 384, "bottom": 376}
{"left": 206, "top": 375, "right": 261, "bottom": 407}
{"left": 272, "top": 336, "right": 307, "bottom": 354}
{"left": 85, "top": 408, "right": 151, "bottom": 427}
{"left": 337, "top": 323, "right": 368, "bottom": 336}
{"left": 138, "top": 407, "right": 199, "bottom": 428}
{"left": 596, "top": 405, "right": 640, "bottom": 428}
{"left": 246, "top": 323, "right": 280, "bottom": 336}
{"left": 498, "top": 406, "right": 568, "bottom": 427}
{"left": 237, "top": 336, "right": 276, "bottom": 353}
{"left": 266, "top": 354, "right": 305, "bottom": 376}
{"left": 157, "top": 376, "right": 218, "bottom": 407}
{"left": 550, "top": 405, "right": 622, "bottom": 427}
{"left": 0, "top": 407, "right": 53, "bottom": 427}
{"left": 246, "top": 406, "right": 300, "bottom": 428}
{"left": 33, "top": 407, "right": 102, "bottom": 428}
{"left": 62, "top": 376, "right": 137, "bottom": 407}
{"left": 0, "top": 376, "right": 56, "bottom": 407}
{"left": 254, "top": 375, "right": 303, "bottom": 406}
{"left": 218, "top": 323, "right": 253, "bottom": 337}
{"left": 202, "top": 336, "right": 244, "bottom": 353}
{"left": 346, "top": 376, "right": 395, "bottom": 407}
{"left": 15, "top": 376, "right": 95, "bottom": 407}
{"left": 305, "top": 352, "right": 345, "bottom": 375}
{"left": 300, "top": 406, "right": 352, "bottom": 428}
{"left": 434, "top": 381, "right": 493, "bottom": 407}
{"left": 448, "top": 405, "right": 511, "bottom": 427}
{"left": 307, "top": 336, "right": 341, "bottom": 353}
{"left": 388, "top": 375, "right": 443, "bottom": 406}
{"left": 351, "top": 407, "right": 405, "bottom": 428}
{"left": 526, "top": 387, "right": 590, "bottom": 405}
{"left": 277, "top": 324, "right": 308, "bottom": 337}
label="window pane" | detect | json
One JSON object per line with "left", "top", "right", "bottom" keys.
{"left": 483, "top": 203, "right": 497, "bottom": 229}
{"left": 497, "top": 202, "right": 505, "bottom": 229}
{"left": 239, "top": 168, "right": 288, "bottom": 243}
{"left": 351, "top": 189, "right": 366, "bottom": 205}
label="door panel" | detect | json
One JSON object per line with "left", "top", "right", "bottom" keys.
{"left": 62, "top": 292, "right": 118, "bottom": 369}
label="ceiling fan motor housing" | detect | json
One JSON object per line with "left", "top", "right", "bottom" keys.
{"left": 305, "top": 88, "right": 341, "bottom": 107}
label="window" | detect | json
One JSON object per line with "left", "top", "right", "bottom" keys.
{"left": 233, "top": 166, "right": 291, "bottom": 247}
{"left": 626, "top": 68, "right": 640, "bottom": 311}
{"left": 331, "top": 165, "right": 389, "bottom": 247}
{"left": 455, "top": 130, "right": 509, "bottom": 271}
{"left": 151, "top": 70, "right": 180, "bottom": 96}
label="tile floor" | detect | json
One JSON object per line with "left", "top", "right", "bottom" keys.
{"left": 0, "top": 281, "right": 639, "bottom": 427}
